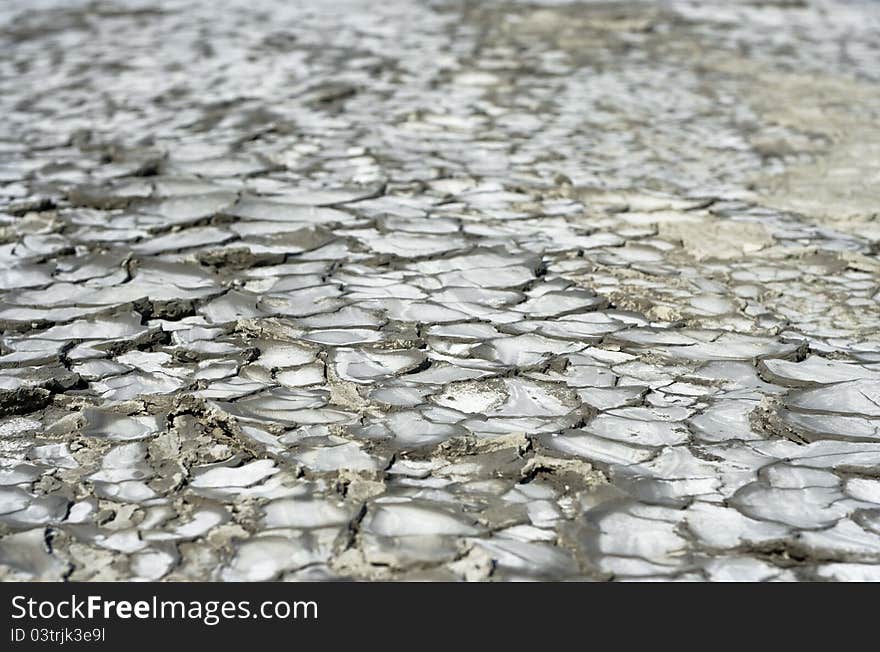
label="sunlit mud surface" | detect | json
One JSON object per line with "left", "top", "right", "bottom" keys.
{"left": 1, "top": 0, "right": 879, "bottom": 581}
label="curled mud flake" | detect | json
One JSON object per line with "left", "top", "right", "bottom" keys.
{"left": 190, "top": 459, "right": 278, "bottom": 489}
{"left": 787, "top": 380, "right": 880, "bottom": 418}
{"left": 362, "top": 501, "right": 481, "bottom": 538}
{"left": 293, "top": 441, "right": 384, "bottom": 473}
{"left": 81, "top": 409, "right": 163, "bottom": 441}
{"left": 759, "top": 355, "right": 880, "bottom": 387}
{"left": 220, "top": 535, "right": 328, "bottom": 581}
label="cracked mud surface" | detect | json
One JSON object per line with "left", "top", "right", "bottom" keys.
{"left": 1, "top": 0, "right": 880, "bottom": 582}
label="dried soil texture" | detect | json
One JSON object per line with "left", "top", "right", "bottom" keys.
{"left": 1, "top": 0, "right": 879, "bottom": 581}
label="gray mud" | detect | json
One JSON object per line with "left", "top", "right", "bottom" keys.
{"left": 1, "top": 0, "right": 879, "bottom": 581}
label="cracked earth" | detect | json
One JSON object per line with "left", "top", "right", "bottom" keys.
{"left": 1, "top": 0, "right": 879, "bottom": 582}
